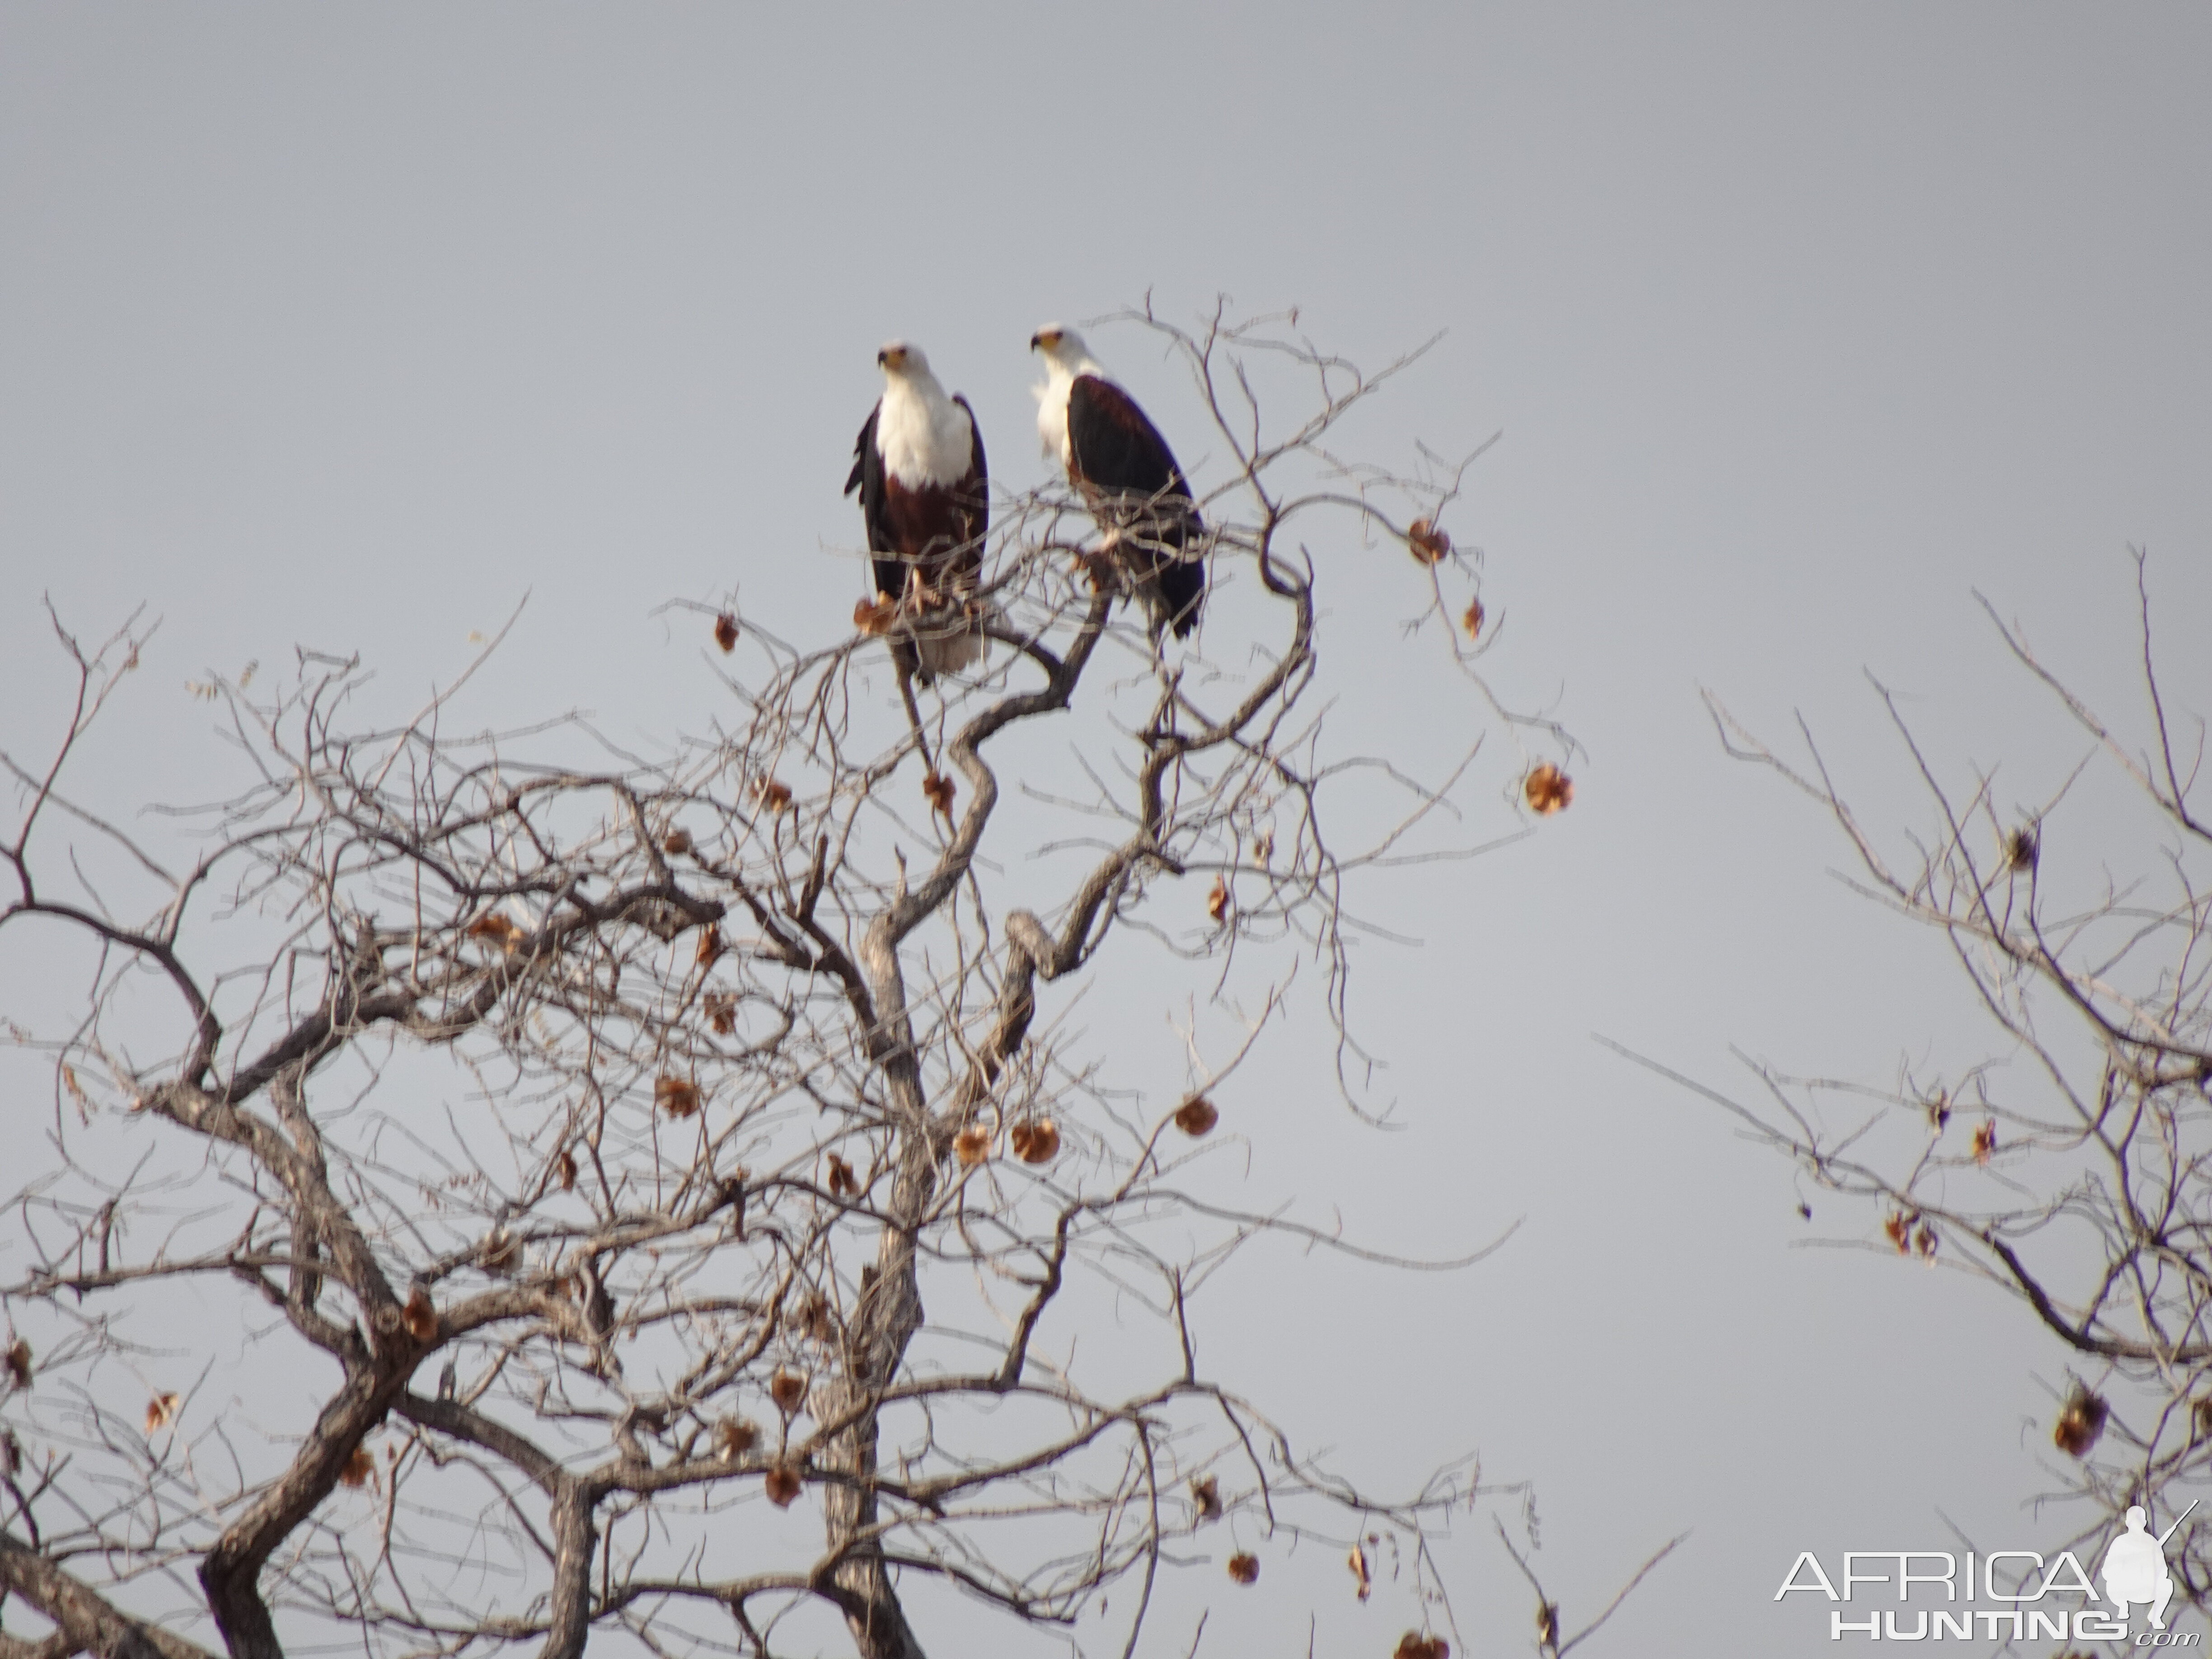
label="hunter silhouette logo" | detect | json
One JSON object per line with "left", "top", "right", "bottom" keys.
{"left": 2104, "top": 1500, "right": 2196, "bottom": 1632}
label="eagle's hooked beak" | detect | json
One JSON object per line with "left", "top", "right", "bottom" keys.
{"left": 1029, "top": 330, "right": 1057, "bottom": 353}
{"left": 878, "top": 345, "right": 909, "bottom": 371}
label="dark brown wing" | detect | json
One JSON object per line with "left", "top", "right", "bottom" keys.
{"left": 1068, "top": 375, "right": 1204, "bottom": 638}
{"left": 947, "top": 394, "right": 988, "bottom": 587}
{"left": 844, "top": 401, "right": 905, "bottom": 602}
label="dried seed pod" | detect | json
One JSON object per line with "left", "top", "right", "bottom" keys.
{"left": 695, "top": 927, "right": 724, "bottom": 968}
{"left": 953, "top": 1126, "right": 991, "bottom": 1167}
{"left": 826, "top": 1154, "right": 859, "bottom": 1198}
{"left": 1406, "top": 517, "right": 1451, "bottom": 564}
{"left": 481, "top": 1230, "right": 520, "bottom": 1275}
{"left": 797, "top": 1291, "right": 835, "bottom": 1342}
{"left": 1206, "top": 876, "right": 1229, "bottom": 923}
{"left": 1251, "top": 830, "right": 1274, "bottom": 867}
{"left": 713, "top": 613, "right": 739, "bottom": 652}
{"left": 338, "top": 1445, "right": 375, "bottom": 1489}
{"left": 1913, "top": 1222, "right": 1938, "bottom": 1261}
{"left": 763, "top": 1463, "right": 802, "bottom": 1507}
{"left": 402, "top": 1286, "right": 438, "bottom": 1344}
{"left": 2053, "top": 1383, "right": 2108, "bottom": 1458}
{"left": 1009, "top": 1119, "right": 1061, "bottom": 1164}
{"left": 656, "top": 1076, "right": 701, "bottom": 1119}
{"left": 714, "top": 1418, "right": 759, "bottom": 1459}
{"left": 769, "top": 1369, "right": 808, "bottom": 1416}
{"left": 2005, "top": 824, "right": 2039, "bottom": 873}
{"left": 1173, "top": 1097, "right": 1219, "bottom": 1138}
{"left": 922, "top": 771, "right": 956, "bottom": 819}
{"left": 1190, "top": 1475, "right": 1222, "bottom": 1520}
{"left": 144, "top": 1392, "right": 181, "bottom": 1433}
{"left": 1883, "top": 1211, "right": 1912, "bottom": 1255}
{"left": 755, "top": 778, "right": 794, "bottom": 813}
{"left": 2193, "top": 1396, "right": 2212, "bottom": 1440}
{"left": 1537, "top": 1599, "right": 1560, "bottom": 1646}
{"left": 703, "top": 991, "right": 737, "bottom": 1035}
{"left": 662, "top": 827, "right": 694, "bottom": 855}
{"left": 1523, "top": 764, "right": 1574, "bottom": 815}
{"left": 853, "top": 596, "right": 898, "bottom": 637}
{"left": 555, "top": 1148, "right": 579, "bottom": 1190}
{"left": 1971, "top": 1120, "right": 1996, "bottom": 1165}
{"left": 1394, "top": 1634, "right": 1448, "bottom": 1659}
{"left": 1462, "top": 597, "right": 1486, "bottom": 640}
{"left": 1349, "top": 1543, "right": 1373, "bottom": 1601}
{"left": 1227, "top": 1552, "right": 1259, "bottom": 1585}
{"left": 1924, "top": 1089, "right": 1950, "bottom": 1132}
{"left": 4, "top": 1338, "right": 28, "bottom": 1389}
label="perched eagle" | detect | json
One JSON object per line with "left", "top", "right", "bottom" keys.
{"left": 844, "top": 341, "right": 988, "bottom": 683}
{"left": 1030, "top": 325, "right": 1205, "bottom": 641}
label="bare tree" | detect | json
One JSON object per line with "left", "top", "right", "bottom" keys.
{"left": 1664, "top": 554, "right": 2212, "bottom": 1605}
{"left": 0, "top": 309, "right": 1597, "bottom": 1659}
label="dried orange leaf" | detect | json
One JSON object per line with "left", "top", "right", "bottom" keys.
{"left": 145, "top": 1391, "right": 181, "bottom": 1433}
{"left": 769, "top": 1369, "right": 808, "bottom": 1416}
{"left": 338, "top": 1445, "right": 375, "bottom": 1489}
{"left": 703, "top": 991, "right": 737, "bottom": 1036}
{"left": 555, "top": 1148, "right": 579, "bottom": 1190}
{"left": 2054, "top": 1383, "right": 2107, "bottom": 1458}
{"left": 464, "top": 913, "right": 522, "bottom": 947}
{"left": 1227, "top": 1552, "right": 1259, "bottom": 1585}
{"left": 1009, "top": 1120, "right": 1060, "bottom": 1165}
{"left": 4, "top": 1339, "right": 28, "bottom": 1389}
{"left": 1349, "top": 1543, "right": 1373, "bottom": 1601}
{"left": 695, "top": 927, "right": 724, "bottom": 968}
{"left": 402, "top": 1287, "right": 438, "bottom": 1344}
{"left": 763, "top": 1463, "right": 802, "bottom": 1507}
{"left": 755, "top": 778, "right": 793, "bottom": 813}
{"left": 1523, "top": 764, "right": 1574, "bottom": 815}
{"left": 1971, "top": 1120, "right": 1996, "bottom": 1165}
{"left": 656, "top": 1076, "right": 701, "bottom": 1119}
{"left": 1462, "top": 597, "right": 1486, "bottom": 640}
{"left": 1883, "top": 1211, "right": 1912, "bottom": 1255}
{"left": 953, "top": 1126, "right": 992, "bottom": 1167}
{"left": 922, "top": 771, "right": 956, "bottom": 819}
{"left": 716, "top": 1418, "right": 760, "bottom": 1458}
{"left": 1173, "top": 1097, "right": 1219, "bottom": 1138}
{"left": 1206, "top": 876, "right": 1228, "bottom": 923}
{"left": 826, "top": 1153, "right": 859, "bottom": 1198}
{"left": 1406, "top": 518, "right": 1451, "bottom": 565}
{"left": 853, "top": 596, "right": 898, "bottom": 637}
{"left": 713, "top": 613, "right": 739, "bottom": 652}
{"left": 663, "top": 827, "right": 694, "bottom": 856}
{"left": 1395, "top": 1636, "right": 1449, "bottom": 1659}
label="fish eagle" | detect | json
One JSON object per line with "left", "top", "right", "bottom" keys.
{"left": 844, "top": 341, "right": 989, "bottom": 683}
{"left": 1030, "top": 324, "right": 1205, "bottom": 641}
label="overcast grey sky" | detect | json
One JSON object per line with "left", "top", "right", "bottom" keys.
{"left": 5, "top": 5, "right": 2211, "bottom": 1652}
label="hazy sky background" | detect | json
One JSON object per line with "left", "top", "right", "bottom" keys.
{"left": 5, "top": 6, "right": 2211, "bottom": 1652}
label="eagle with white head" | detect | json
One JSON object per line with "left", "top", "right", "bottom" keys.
{"left": 1030, "top": 325, "right": 1205, "bottom": 641}
{"left": 844, "top": 341, "right": 988, "bottom": 683}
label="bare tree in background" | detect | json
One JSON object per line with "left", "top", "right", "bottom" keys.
{"left": 0, "top": 310, "right": 1589, "bottom": 1659}
{"left": 1674, "top": 556, "right": 2212, "bottom": 1607}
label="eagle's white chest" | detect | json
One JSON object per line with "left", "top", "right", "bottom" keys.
{"left": 876, "top": 380, "right": 973, "bottom": 488}
{"left": 1036, "top": 373, "right": 1074, "bottom": 472}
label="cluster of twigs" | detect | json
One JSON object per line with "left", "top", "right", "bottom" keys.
{"left": 1672, "top": 555, "right": 2212, "bottom": 1605}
